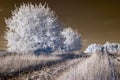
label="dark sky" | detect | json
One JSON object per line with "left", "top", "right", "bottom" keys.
{"left": 0, "top": 0, "right": 120, "bottom": 49}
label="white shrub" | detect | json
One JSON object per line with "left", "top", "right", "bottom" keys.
{"left": 84, "top": 43, "right": 102, "bottom": 53}
{"left": 5, "top": 3, "right": 63, "bottom": 54}
{"left": 61, "top": 27, "right": 82, "bottom": 51}
{"left": 84, "top": 42, "right": 120, "bottom": 54}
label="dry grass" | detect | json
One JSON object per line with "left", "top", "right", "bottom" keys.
{"left": 57, "top": 52, "right": 120, "bottom": 80}
{"left": 0, "top": 51, "right": 88, "bottom": 80}
{"left": 0, "top": 51, "right": 120, "bottom": 80}
{"left": 0, "top": 53, "right": 61, "bottom": 78}
{"left": 26, "top": 57, "right": 87, "bottom": 80}
{"left": 113, "top": 56, "right": 120, "bottom": 80}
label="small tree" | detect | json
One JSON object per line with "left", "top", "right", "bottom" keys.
{"left": 61, "top": 27, "right": 82, "bottom": 51}
{"left": 5, "top": 3, "right": 63, "bottom": 54}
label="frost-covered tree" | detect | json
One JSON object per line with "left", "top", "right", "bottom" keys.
{"left": 84, "top": 42, "right": 120, "bottom": 54}
{"left": 61, "top": 27, "right": 82, "bottom": 51}
{"left": 5, "top": 3, "right": 63, "bottom": 54}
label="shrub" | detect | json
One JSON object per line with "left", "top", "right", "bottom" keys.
{"left": 84, "top": 43, "right": 102, "bottom": 53}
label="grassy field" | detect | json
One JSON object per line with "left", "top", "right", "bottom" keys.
{"left": 0, "top": 50, "right": 120, "bottom": 80}
{"left": 57, "top": 52, "right": 120, "bottom": 80}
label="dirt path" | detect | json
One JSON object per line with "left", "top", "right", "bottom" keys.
{"left": 57, "top": 53, "right": 120, "bottom": 80}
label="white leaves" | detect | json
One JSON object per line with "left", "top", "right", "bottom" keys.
{"left": 61, "top": 27, "right": 82, "bottom": 51}
{"left": 5, "top": 3, "right": 62, "bottom": 54}
{"left": 84, "top": 42, "right": 120, "bottom": 54}
{"left": 5, "top": 3, "right": 82, "bottom": 54}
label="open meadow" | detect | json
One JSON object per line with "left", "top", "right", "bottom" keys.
{"left": 0, "top": 50, "right": 120, "bottom": 80}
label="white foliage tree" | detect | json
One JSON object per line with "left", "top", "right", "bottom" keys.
{"left": 61, "top": 27, "right": 82, "bottom": 51}
{"left": 5, "top": 3, "right": 63, "bottom": 54}
{"left": 84, "top": 42, "right": 120, "bottom": 54}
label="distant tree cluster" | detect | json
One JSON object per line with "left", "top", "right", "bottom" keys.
{"left": 84, "top": 42, "right": 120, "bottom": 54}
{"left": 5, "top": 3, "right": 82, "bottom": 54}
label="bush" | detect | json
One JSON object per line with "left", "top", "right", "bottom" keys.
{"left": 84, "top": 43, "right": 102, "bottom": 53}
